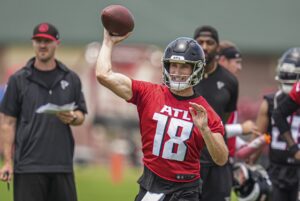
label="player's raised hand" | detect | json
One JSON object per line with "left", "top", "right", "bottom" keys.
{"left": 103, "top": 29, "right": 131, "bottom": 46}
{"left": 189, "top": 102, "right": 208, "bottom": 132}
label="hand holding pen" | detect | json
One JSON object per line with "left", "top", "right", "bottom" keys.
{"left": 0, "top": 164, "right": 13, "bottom": 191}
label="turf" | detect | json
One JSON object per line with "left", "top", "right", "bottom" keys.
{"left": 0, "top": 165, "right": 140, "bottom": 201}
{"left": 0, "top": 165, "right": 237, "bottom": 201}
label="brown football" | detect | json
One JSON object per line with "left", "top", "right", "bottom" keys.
{"left": 101, "top": 5, "right": 135, "bottom": 36}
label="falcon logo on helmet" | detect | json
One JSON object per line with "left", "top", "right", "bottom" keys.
{"left": 162, "top": 37, "right": 206, "bottom": 91}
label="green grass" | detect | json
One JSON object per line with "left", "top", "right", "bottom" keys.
{"left": 76, "top": 165, "right": 140, "bottom": 201}
{"left": 0, "top": 165, "right": 141, "bottom": 201}
{"left": 0, "top": 164, "right": 237, "bottom": 201}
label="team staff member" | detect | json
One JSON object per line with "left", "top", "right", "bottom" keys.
{"left": 193, "top": 26, "right": 238, "bottom": 201}
{"left": 218, "top": 41, "right": 259, "bottom": 159}
{"left": 96, "top": 28, "right": 228, "bottom": 201}
{"left": 0, "top": 22, "right": 87, "bottom": 201}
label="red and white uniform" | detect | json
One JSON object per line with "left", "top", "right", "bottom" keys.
{"left": 128, "top": 80, "right": 224, "bottom": 182}
{"left": 289, "top": 81, "right": 300, "bottom": 104}
{"left": 226, "top": 111, "right": 238, "bottom": 157}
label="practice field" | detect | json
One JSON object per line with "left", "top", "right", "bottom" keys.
{"left": 0, "top": 165, "right": 237, "bottom": 201}
{"left": 0, "top": 165, "right": 140, "bottom": 201}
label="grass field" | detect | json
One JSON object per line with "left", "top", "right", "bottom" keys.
{"left": 0, "top": 165, "right": 140, "bottom": 201}
{"left": 0, "top": 164, "right": 237, "bottom": 201}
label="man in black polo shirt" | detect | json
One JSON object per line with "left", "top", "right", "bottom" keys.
{"left": 193, "top": 26, "right": 238, "bottom": 201}
{"left": 0, "top": 22, "right": 87, "bottom": 201}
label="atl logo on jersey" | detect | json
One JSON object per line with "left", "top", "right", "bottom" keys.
{"left": 160, "top": 105, "right": 191, "bottom": 120}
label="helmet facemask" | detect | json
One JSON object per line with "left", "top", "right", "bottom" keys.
{"left": 162, "top": 37, "right": 206, "bottom": 91}
{"left": 163, "top": 60, "right": 205, "bottom": 91}
{"left": 276, "top": 48, "right": 300, "bottom": 94}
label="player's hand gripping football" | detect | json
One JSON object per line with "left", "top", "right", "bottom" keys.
{"left": 103, "top": 29, "right": 131, "bottom": 46}
{"left": 189, "top": 102, "right": 209, "bottom": 133}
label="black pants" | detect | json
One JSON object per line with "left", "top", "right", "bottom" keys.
{"left": 268, "top": 163, "right": 299, "bottom": 201}
{"left": 135, "top": 185, "right": 199, "bottom": 201}
{"left": 14, "top": 173, "right": 77, "bottom": 201}
{"left": 199, "top": 163, "right": 232, "bottom": 201}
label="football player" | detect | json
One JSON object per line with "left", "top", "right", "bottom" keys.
{"left": 96, "top": 29, "right": 228, "bottom": 201}
{"left": 217, "top": 41, "right": 259, "bottom": 161}
{"left": 256, "top": 47, "right": 300, "bottom": 201}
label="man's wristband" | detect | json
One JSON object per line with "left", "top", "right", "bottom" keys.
{"left": 225, "top": 124, "right": 243, "bottom": 138}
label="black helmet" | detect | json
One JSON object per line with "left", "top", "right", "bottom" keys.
{"left": 233, "top": 163, "right": 272, "bottom": 201}
{"left": 276, "top": 47, "right": 300, "bottom": 94}
{"left": 162, "top": 37, "right": 205, "bottom": 91}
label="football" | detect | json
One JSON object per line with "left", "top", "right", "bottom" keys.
{"left": 101, "top": 5, "right": 135, "bottom": 36}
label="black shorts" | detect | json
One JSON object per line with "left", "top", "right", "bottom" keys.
{"left": 135, "top": 186, "right": 199, "bottom": 201}
{"left": 200, "top": 163, "right": 232, "bottom": 201}
{"left": 268, "top": 163, "right": 299, "bottom": 201}
{"left": 268, "top": 163, "right": 299, "bottom": 189}
{"left": 14, "top": 173, "right": 77, "bottom": 201}
{"left": 135, "top": 166, "right": 200, "bottom": 201}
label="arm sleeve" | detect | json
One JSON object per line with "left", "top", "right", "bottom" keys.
{"left": 272, "top": 96, "right": 299, "bottom": 134}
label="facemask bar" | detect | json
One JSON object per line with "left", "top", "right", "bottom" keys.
{"left": 162, "top": 59, "right": 205, "bottom": 91}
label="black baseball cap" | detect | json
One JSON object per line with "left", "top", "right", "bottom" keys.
{"left": 219, "top": 47, "right": 242, "bottom": 59}
{"left": 32, "top": 22, "right": 60, "bottom": 41}
{"left": 193, "top": 25, "right": 219, "bottom": 44}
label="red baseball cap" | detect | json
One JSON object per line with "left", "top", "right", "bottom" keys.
{"left": 32, "top": 22, "right": 60, "bottom": 41}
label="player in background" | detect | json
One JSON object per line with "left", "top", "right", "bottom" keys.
{"left": 272, "top": 47, "right": 300, "bottom": 201}
{"left": 218, "top": 41, "right": 260, "bottom": 159}
{"left": 271, "top": 47, "right": 300, "bottom": 201}
{"left": 193, "top": 26, "right": 246, "bottom": 201}
{"left": 96, "top": 29, "right": 228, "bottom": 201}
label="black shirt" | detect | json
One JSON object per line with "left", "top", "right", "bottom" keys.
{"left": 0, "top": 58, "right": 87, "bottom": 173}
{"left": 32, "top": 66, "right": 61, "bottom": 89}
{"left": 194, "top": 65, "right": 238, "bottom": 166}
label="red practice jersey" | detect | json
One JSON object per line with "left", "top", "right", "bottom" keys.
{"left": 128, "top": 80, "right": 224, "bottom": 182}
{"left": 227, "top": 111, "right": 238, "bottom": 157}
{"left": 290, "top": 82, "right": 300, "bottom": 105}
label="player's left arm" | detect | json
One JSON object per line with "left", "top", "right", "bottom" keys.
{"left": 189, "top": 102, "right": 228, "bottom": 166}
{"left": 272, "top": 96, "right": 299, "bottom": 157}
